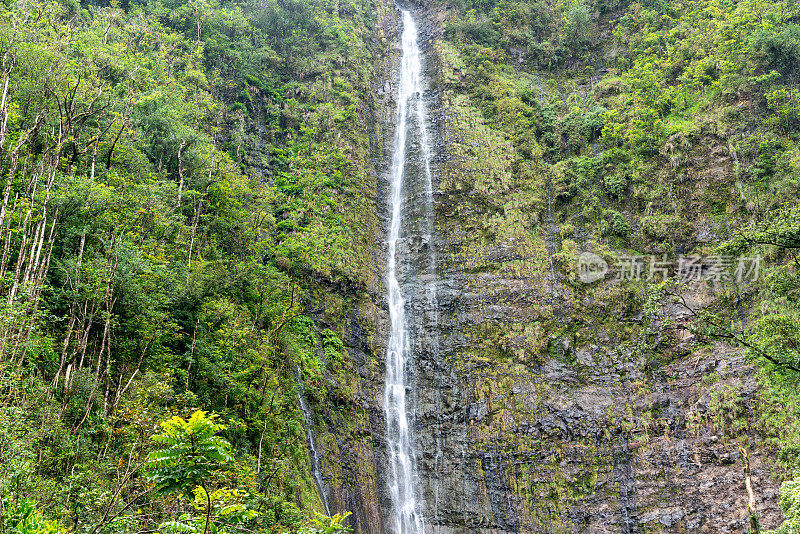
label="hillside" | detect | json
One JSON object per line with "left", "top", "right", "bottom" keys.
{"left": 0, "top": 0, "right": 799, "bottom": 532}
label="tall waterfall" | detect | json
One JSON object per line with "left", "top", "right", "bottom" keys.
{"left": 384, "top": 8, "right": 432, "bottom": 534}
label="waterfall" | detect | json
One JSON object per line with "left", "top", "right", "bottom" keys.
{"left": 298, "top": 378, "right": 331, "bottom": 516}
{"left": 384, "top": 9, "right": 430, "bottom": 534}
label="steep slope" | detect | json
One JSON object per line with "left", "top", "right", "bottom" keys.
{"left": 0, "top": 0, "right": 394, "bottom": 530}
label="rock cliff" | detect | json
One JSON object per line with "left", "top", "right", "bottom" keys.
{"left": 302, "top": 4, "right": 788, "bottom": 533}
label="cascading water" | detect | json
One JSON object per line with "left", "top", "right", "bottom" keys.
{"left": 298, "top": 386, "right": 331, "bottom": 516}
{"left": 384, "top": 8, "right": 434, "bottom": 534}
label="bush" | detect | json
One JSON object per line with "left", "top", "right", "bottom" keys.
{"left": 299, "top": 512, "right": 352, "bottom": 534}
{"left": 752, "top": 24, "right": 800, "bottom": 80}
{"left": 1, "top": 499, "right": 60, "bottom": 534}
{"left": 445, "top": 9, "right": 500, "bottom": 46}
{"left": 606, "top": 209, "right": 630, "bottom": 237}
{"left": 604, "top": 172, "right": 627, "bottom": 200}
{"left": 749, "top": 134, "right": 788, "bottom": 182}
{"left": 766, "top": 480, "right": 800, "bottom": 534}
{"left": 563, "top": 1, "right": 591, "bottom": 51}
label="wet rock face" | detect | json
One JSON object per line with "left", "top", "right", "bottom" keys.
{"left": 385, "top": 7, "right": 782, "bottom": 534}
{"left": 310, "top": 4, "right": 784, "bottom": 534}
{"left": 407, "top": 219, "right": 784, "bottom": 532}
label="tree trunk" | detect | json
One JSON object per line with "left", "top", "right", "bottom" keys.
{"left": 740, "top": 446, "right": 760, "bottom": 534}
{"left": 53, "top": 227, "right": 88, "bottom": 392}
{"left": 0, "top": 66, "right": 13, "bottom": 152}
{"left": 202, "top": 483, "right": 212, "bottom": 534}
{"left": 187, "top": 195, "right": 202, "bottom": 282}
{"left": 177, "top": 139, "right": 187, "bottom": 210}
{"left": 0, "top": 193, "right": 18, "bottom": 278}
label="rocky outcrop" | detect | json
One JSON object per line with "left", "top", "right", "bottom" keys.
{"left": 302, "top": 4, "right": 786, "bottom": 534}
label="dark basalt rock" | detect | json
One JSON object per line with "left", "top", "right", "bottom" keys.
{"left": 301, "top": 3, "right": 785, "bottom": 534}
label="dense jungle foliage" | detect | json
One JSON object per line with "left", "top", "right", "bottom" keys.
{"left": 0, "top": 0, "right": 382, "bottom": 530}
{"left": 2, "top": 0, "right": 800, "bottom": 528}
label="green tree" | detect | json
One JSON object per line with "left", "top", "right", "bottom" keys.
{"left": 563, "top": 0, "right": 591, "bottom": 51}
{"left": 145, "top": 411, "right": 233, "bottom": 534}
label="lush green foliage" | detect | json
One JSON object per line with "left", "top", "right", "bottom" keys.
{"left": 0, "top": 0, "right": 381, "bottom": 528}
{"left": 146, "top": 411, "right": 233, "bottom": 495}
{"left": 298, "top": 513, "right": 352, "bottom": 534}
{"left": 146, "top": 412, "right": 259, "bottom": 534}
{"left": 1, "top": 499, "right": 61, "bottom": 534}
{"left": 1, "top": 0, "right": 800, "bottom": 527}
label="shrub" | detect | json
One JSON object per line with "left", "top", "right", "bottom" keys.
{"left": 606, "top": 209, "right": 630, "bottom": 237}
{"left": 752, "top": 24, "right": 800, "bottom": 80}
{"left": 1, "top": 499, "right": 60, "bottom": 534}
{"left": 445, "top": 9, "right": 500, "bottom": 46}
{"left": 563, "top": 1, "right": 591, "bottom": 52}
{"left": 766, "top": 480, "right": 800, "bottom": 534}
{"left": 604, "top": 172, "right": 628, "bottom": 200}
{"left": 749, "top": 135, "right": 788, "bottom": 182}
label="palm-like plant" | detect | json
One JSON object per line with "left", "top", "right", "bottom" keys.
{"left": 145, "top": 411, "right": 233, "bottom": 534}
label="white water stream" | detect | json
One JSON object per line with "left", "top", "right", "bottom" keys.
{"left": 384, "top": 9, "right": 431, "bottom": 534}
{"left": 298, "top": 388, "right": 331, "bottom": 516}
